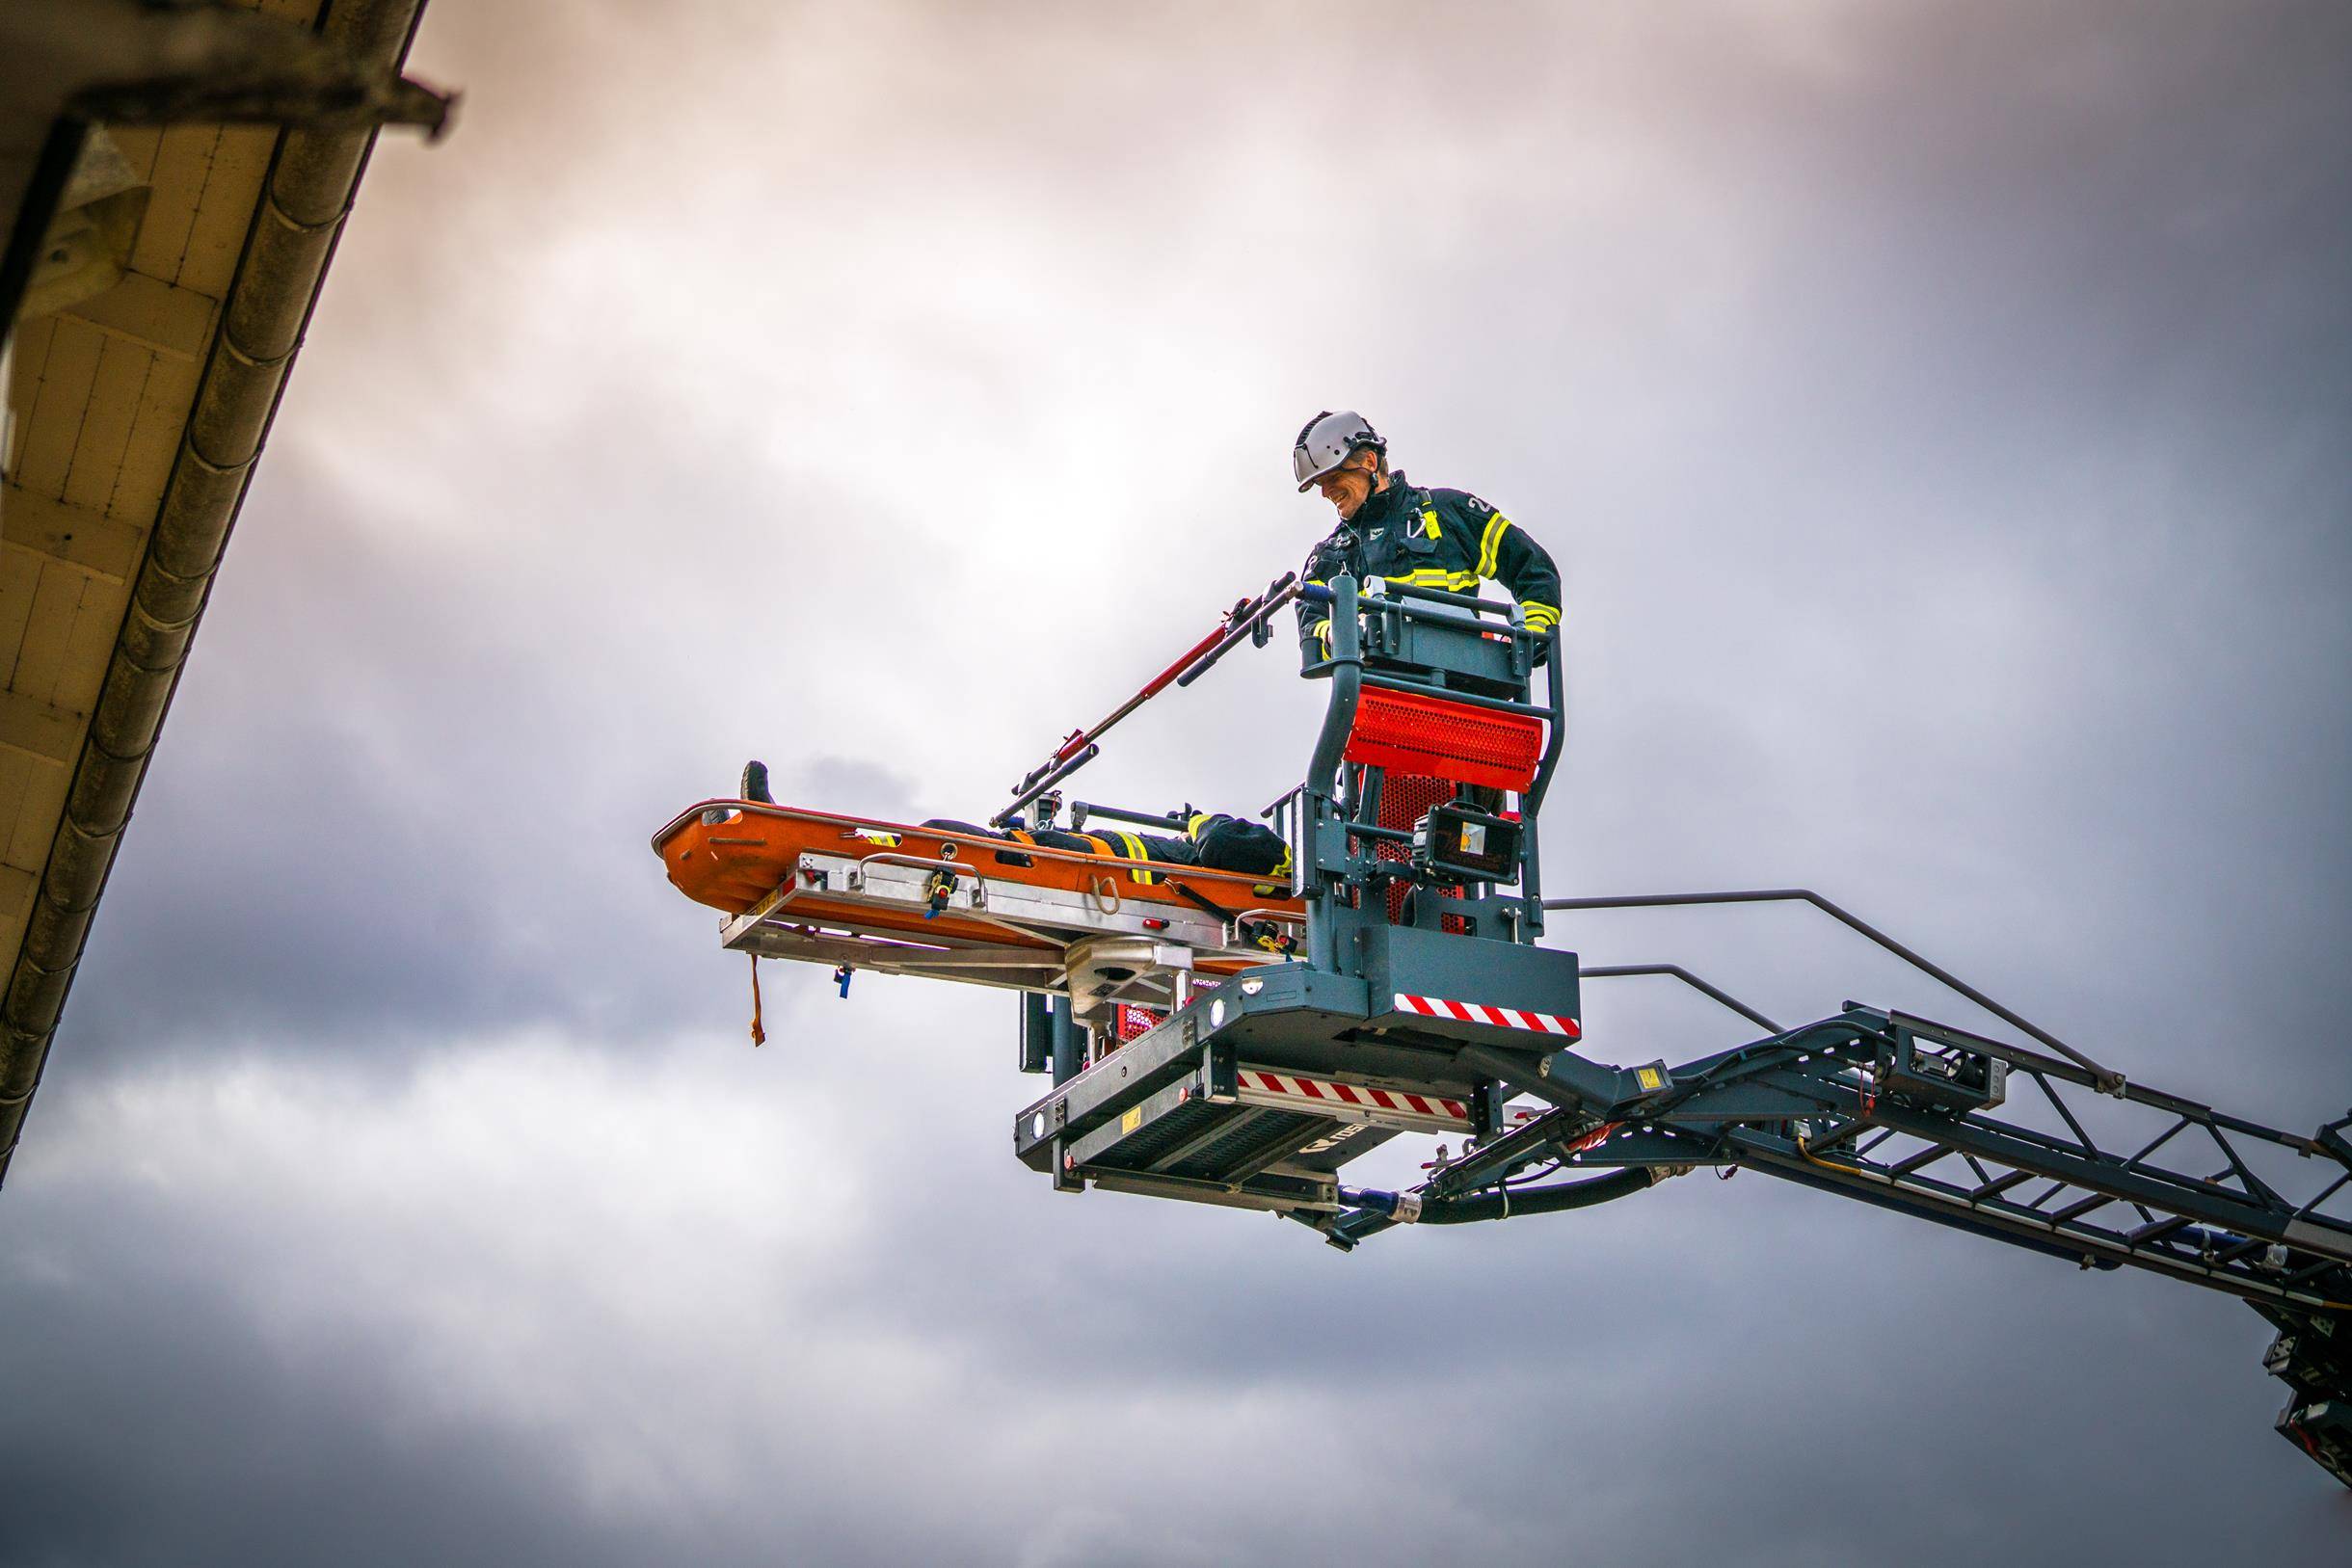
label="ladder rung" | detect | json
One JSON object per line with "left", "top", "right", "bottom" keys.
{"left": 2052, "top": 1192, "right": 2114, "bottom": 1225}
{"left": 1969, "top": 1169, "right": 2035, "bottom": 1202}
{"left": 1891, "top": 1143, "right": 1952, "bottom": 1177}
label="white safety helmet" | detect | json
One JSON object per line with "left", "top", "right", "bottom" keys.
{"left": 1292, "top": 410, "right": 1385, "bottom": 492}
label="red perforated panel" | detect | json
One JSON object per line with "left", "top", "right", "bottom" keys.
{"left": 1372, "top": 772, "right": 1469, "bottom": 930}
{"left": 1343, "top": 687, "right": 1541, "bottom": 791}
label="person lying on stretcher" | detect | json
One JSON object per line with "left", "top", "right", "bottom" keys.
{"left": 734, "top": 761, "right": 1290, "bottom": 878}
{"left": 922, "top": 809, "right": 1290, "bottom": 878}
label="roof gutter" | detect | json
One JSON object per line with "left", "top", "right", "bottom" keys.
{"left": 0, "top": 0, "right": 440, "bottom": 1183}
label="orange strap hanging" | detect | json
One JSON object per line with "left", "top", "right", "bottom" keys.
{"left": 748, "top": 954, "right": 765, "bottom": 1047}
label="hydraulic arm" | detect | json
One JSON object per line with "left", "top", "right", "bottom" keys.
{"left": 1368, "top": 1001, "right": 2352, "bottom": 1301}
{"left": 1329, "top": 942, "right": 2352, "bottom": 1485}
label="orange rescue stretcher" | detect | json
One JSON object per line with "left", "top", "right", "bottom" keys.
{"left": 655, "top": 572, "right": 1340, "bottom": 1043}
{"left": 655, "top": 802, "right": 1305, "bottom": 1028}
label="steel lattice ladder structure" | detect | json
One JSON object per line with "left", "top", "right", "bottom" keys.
{"left": 1383, "top": 950, "right": 2352, "bottom": 1486}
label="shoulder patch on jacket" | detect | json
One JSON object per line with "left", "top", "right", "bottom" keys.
{"left": 1428, "top": 487, "right": 1493, "bottom": 519}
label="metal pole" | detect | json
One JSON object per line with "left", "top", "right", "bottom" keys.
{"left": 1541, "top": 889, "right": 2122, "bottom": 1090}
{"left": 1000, "top": 573, "right": 1300, "bottom": 812}
{"left": 1578, "top": 964, "right": 1784, "bottom": 1035}
{"left": 991, "top": 744, "right": 1099, "bottom": 829}
{"left": 1049, "top": 997, "right": 1082, "bottom": 1085}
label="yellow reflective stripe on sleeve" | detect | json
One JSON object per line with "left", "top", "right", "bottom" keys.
{"left": 1522, "top": 602, "right": 1560, "bottom": 631}
{"left": 1111, "top": 829, "right": 1159, "bottom": 884}
{"left": 1421, "top": 507, "right": 1441, "bottom": 540}
{"left": 1188, "top": 812, "right": 1214, "bottom": 839}
{"left": 1477, "top": 513, "right": 1511, "bottom": 578}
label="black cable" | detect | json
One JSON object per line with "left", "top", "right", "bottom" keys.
{"left": 1416, "top": 1167, "right": 1657, "bottom": 1224}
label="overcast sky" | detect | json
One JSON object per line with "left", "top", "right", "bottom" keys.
{"left": 5, "top": 1, "right": 2350, "bottom": 1561}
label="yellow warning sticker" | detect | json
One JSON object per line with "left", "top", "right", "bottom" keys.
{"left": 1121, "top": 1106, "right": 1143, "bottom": 1134}
{"left": 1636, "top": 1066, "right": 1665, "bottom": 1092}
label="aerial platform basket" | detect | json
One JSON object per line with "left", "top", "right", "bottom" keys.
{"left": 1001, "top": 573, "right": 1590, "bottom": 1205}
{"left": 1012, "top": 943, "right": 1604, "bottom": 1211}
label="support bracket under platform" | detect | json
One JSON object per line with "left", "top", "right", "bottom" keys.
{"left": 1013, "top": 947, "right": 1585, "bottom": 1216}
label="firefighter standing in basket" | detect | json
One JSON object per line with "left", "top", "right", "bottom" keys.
{"left": 1290, "top": 410, "right": 1561, "bottom": 660}
{"left": 994, "top": 410, "right": 1564, "bottom": 870}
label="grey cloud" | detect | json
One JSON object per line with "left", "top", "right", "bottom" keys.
{"left": 6, "top": 0, "right": 2348, "bottom": 1561}
{"left": 5, "top": 1032, "right": 2346, "bottom": 1565}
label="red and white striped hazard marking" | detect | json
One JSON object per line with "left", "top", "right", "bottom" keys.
{"left": 1234, "top": 1069, "right": 1470, "bottom": 1129}
{"left": 1391, "top": 992, "right": 1581, "bottom": 1040}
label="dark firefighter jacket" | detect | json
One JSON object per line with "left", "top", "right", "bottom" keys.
{"left": 1295, "top": 472, "right": 1560, "bottom": 657}
{"left": 921, "top": 815, "right": 1288, "bottom": 880}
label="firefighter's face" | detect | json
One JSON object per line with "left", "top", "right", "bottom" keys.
{"left": 1314, "top": 449, "right": 1382, "bottom": 519}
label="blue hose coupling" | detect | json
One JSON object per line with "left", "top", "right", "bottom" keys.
{"left": 1338, "top": 1186, "right": 1424, "bottom": 1223}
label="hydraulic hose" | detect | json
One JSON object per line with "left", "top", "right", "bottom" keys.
{"left": 1413, "top": 1165, "right": 1660, "bottom": 1223}
{"left": 1332, "top": 1166, "right": 1662, "bottom": 1245}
